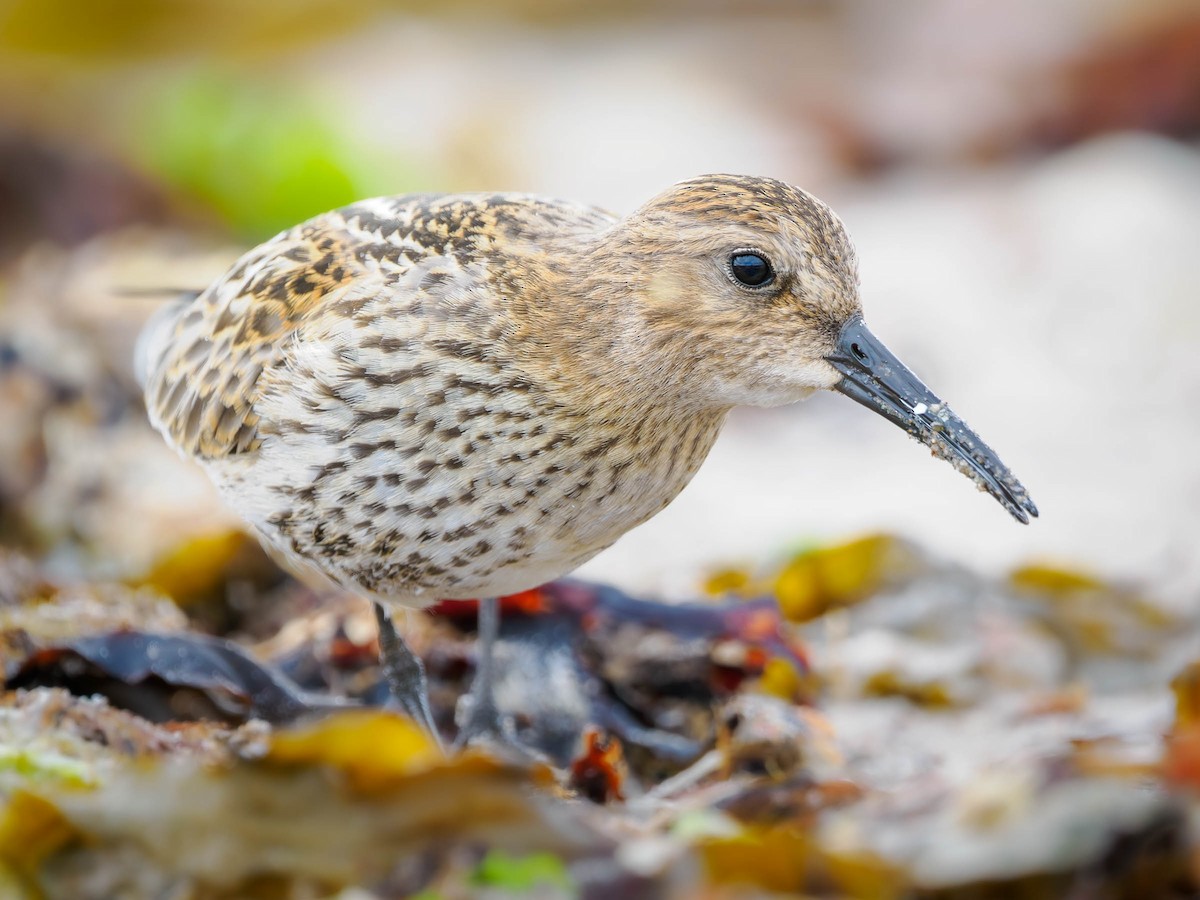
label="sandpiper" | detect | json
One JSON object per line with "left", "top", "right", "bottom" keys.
{"left": 137, "top": 174, "right": 1037, "bottom": 745}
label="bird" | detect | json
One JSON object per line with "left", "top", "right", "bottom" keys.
{"left": 136, "top": 174, "right": 1037, "bottom": 747}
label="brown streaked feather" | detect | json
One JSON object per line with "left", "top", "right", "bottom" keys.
{"left": 140, "top": 192, "right": 618, "bottom": 461}
{"left": 141, "top": 228, "right": 362, "bottom": 459}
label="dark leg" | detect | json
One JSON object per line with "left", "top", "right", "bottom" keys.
{"left": 454, "top": 597, "right": 511, "bottom": 747}
{"left": 374, "top": 602, "right": 442, "bottom": 749}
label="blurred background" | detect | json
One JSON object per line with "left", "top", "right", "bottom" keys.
{"left": 1, "top": 0, "right": 1198, "bottom": 602}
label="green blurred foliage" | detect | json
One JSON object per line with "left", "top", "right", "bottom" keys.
{"left": 131, "top": 71, "right": 406, "bottom": 239}
{"left": 471, "top": 849, "right": 574, "bottom": 893}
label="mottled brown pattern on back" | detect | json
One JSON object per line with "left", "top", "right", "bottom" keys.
{"left": 143, "top": 230, "right": 356, "bottom": 457}
{"left": 140, "top": 193, "right": 612, "bottom": 460}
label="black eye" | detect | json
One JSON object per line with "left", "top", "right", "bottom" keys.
{"left": 729, "top": 252, "right": 774, "bottom": 288}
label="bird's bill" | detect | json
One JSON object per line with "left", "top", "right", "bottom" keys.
{"left": 826, "top": 316, "right": 1039, "bottom": 524}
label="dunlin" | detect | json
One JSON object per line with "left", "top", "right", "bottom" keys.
{"left": 138, "top": 174, "right": 1036, "bottom": 745}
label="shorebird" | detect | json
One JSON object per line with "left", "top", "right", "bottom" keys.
{"left": 137, "top": 174, "right": 1037, "bottom": 746}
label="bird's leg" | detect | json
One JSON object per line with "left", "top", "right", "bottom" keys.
{"left": 374, "top": 602, "right": 442, "bottom": 749}
{"left": 454, "top": 596, "right": 514, "bottom": 748}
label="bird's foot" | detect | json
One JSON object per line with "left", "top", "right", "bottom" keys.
{"left": 453, "top": 687, "right": 517, "bottom": 749}
{"left": 374, "top": 603, "right": 444, "bottom": 751}
{"left": 382, "top": 681, "right": 441, "bottom": 747}
{"left": 449, "top": 597, "right": 542, "bottom": 763}
{"left": 453, "top": 691, "right": 545, "bottom": 765}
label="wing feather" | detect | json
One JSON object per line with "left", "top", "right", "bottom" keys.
{"left": 139, "top": 222, "right": 365, "bottom": 460}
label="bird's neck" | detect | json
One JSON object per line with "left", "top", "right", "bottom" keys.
{"left": 505, "top": 237, "right": 723, "bottom": 425}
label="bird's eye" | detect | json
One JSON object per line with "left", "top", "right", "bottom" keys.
{"left": 729, "top": 252, "right": 775, "bottom": 288}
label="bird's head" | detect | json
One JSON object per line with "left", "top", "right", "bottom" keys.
{"left": 603, "top": 173, "right": 1037, "bottom": 523}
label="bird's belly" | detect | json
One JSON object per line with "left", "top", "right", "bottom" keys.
{"left": 213, "top": 408, "right": 724, "bottom": 606}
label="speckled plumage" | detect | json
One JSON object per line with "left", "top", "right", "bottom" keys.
{"left": 138, "top": 175, "right": 862, "bottom": 608}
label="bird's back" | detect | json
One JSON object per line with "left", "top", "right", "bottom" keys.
{"left": 139, "top": 192, "right": 616, "bottom": 463}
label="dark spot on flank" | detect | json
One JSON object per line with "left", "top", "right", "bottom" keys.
{"left": 447, "top": 375, "right": 504, "bottom": 397}
{"left": 316, "top": 460, "right": 348, "bottom": 478}
{"left": 430, "top": 338, "right": 485, "bottom": 361}
{"left": 420, "top": 270, "right": 452, "bottom": 290}
{"left": 564, "top": 481, "right": 591, "bottom": 500}
{"left": 583, "top": 438, "right": 619, "bottom": 460}
{"left": 267, "top": 511, "right": 293, "bottom": 529}
{"left": 506, "top": 376, "right": 535, "bottom": 392}
{"left": 353, "top": 407, "right": 401, "bottom": 426}
{"left": 358, "top": 335, "right": 413, "bottom": 353}
{"left": 335, "top": 296, "right": 372, "bottom": 316}
{"left": 321, "top": 535, "right": 355, "bottom": 559}
{"left": 360, "top": 362, "right": 435, "bottom": 387}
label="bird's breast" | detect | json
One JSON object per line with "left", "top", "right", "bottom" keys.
{"left": 230, "top": 351, "right": 726, "bottom": 604}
